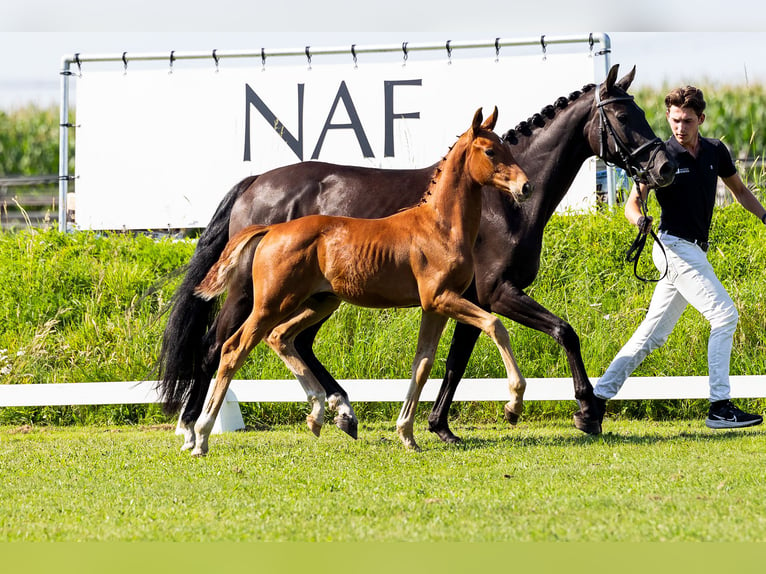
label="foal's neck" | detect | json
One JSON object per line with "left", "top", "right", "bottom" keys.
{"left": 421, "top": 139, "right": 483, "bottom": 235}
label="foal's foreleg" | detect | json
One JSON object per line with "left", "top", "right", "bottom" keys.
{"left": 396, "top": 311, "right": 449, "bottom": 451}
{"left": 266, "top": 296, "right": 343, "bottom": 438}
{"left": 433, "top": 292, "right": 526, "bottom": 423}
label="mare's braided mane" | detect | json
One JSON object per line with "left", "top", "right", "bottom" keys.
{"left": 503, "top": 83, "right": 596, "bottom": 144}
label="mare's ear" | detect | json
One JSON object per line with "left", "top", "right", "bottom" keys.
{"left": 601, "top": 64, "right": 620, "bottom": 97}
{"left": 481, "top": 106, "right": 499, "bottom": 131}
{"left": 471, "top": 108, "right": 484, "bottom": 135}
{"left": 615, "top": 65, "right": 637, "bottom": 92}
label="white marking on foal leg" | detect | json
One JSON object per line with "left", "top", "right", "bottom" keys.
{"left": 192, "top": 412, "right": 215, "bottom": 457}
{"left": 485, "top": 317, "right": 526, "bottom": 423}
{"left": 396, "top": 312, "right": 447, "bottom": 451}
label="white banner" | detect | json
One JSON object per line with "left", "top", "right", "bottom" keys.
{"left": 75, "top": 52, "right": 597, "bottom": 229}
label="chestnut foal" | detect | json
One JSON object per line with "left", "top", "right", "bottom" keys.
{"left": 190, "top": 107, "right": 529, "bottom": 455}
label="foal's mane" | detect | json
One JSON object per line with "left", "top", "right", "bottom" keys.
{"left": 502, "top": 83, "right": 596, "bottom": 145}
{"left": 417, "top": 127, "right": 473, "bottom": 207}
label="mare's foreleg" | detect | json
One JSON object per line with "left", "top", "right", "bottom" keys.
{"left": 396, "top": 311, "right": 449, "bottom": 451}
{"left": 265, "top": 296, "right": 342, "bottom": 438}
{"left": 487, "top": 283, "right": 601, "bottom": 434}
{"left": 427, "top": 320, "right": 481, "bottom": 443}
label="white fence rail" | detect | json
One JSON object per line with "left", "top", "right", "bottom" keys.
{"left": 1, "top": 376, "right": 763, "bottom": 433}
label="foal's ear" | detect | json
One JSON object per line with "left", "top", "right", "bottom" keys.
{"left": 481, "top": 106, "right": 499, "bottom": 131}
{"left": 471, "top": 107, "right": 484, "bottom": 135}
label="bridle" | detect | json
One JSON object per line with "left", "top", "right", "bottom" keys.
{"left": 595, "top": 85, "right": 668, "bottom": 283}
{"left": 594, "top": 87, "right": 664, "bottom": 185}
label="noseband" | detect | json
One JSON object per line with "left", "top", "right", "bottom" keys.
{"left": 595, "top": 85, "right": 668, "bottom": 283}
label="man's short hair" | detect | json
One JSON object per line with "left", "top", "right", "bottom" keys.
{"left": 665, "top": 86, "right": 706, "bottom": 117}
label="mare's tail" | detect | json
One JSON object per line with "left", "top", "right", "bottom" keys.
{"left": 194, "top": 224, "right": 271, "bottom": 300}
{"left": 155, "top": 176, "right": 256, "bottom": 414}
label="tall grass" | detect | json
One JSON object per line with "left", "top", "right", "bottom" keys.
{"left": 1, "top": 204, "right": 765, "bottom": 427}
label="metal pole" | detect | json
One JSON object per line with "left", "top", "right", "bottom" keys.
{"left": 58, "top": 57, "right": 70, "bottom": 232}
{"left": 63, "top": 34, "right": 609, "bottom": 67}
{"left": 595, "top": 34, "right": 619, "bottom": 208}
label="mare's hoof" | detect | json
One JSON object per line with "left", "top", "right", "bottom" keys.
{"left": 335, "top": 414, "right": 358, "bottom": 440}
{"left": 573, "top": 410, "right": 602, "bottom": 435}
{"left": 428, "top": 424, "right": 462, "bottom": 444}
{"left": 503, "top": 405, "right": 520, "bottom": 425}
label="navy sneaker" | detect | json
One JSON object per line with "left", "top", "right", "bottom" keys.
{"left": 705, "top": 400, "right": 763, "bottom": 429}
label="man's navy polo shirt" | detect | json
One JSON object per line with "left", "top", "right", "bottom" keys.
{"left": 656, "top": 135, "right": 736, "bottom": 244}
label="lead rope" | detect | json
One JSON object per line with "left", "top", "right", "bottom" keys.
{"left": 624, "top": 186, "right": 668, "bottom": 282}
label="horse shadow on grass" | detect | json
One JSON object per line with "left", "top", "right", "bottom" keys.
{"left": 421, "top": 420, "right": 766, "bottom": 451}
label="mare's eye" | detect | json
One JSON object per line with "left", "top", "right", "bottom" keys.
{"left": 617, "top": 113, "right": 629, "bottom": 124}
{"left": 485, "top": 149, "right": 495, "bottom": 158}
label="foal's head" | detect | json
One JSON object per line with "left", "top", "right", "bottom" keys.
{"left": 465, "top": 107, "right": 530, "bottom": 202}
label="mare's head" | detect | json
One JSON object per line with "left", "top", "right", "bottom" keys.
{"left": 591, "top": 64, "right": 676, "bottom": 188}
{"left": 463, "top": 107, "right": 530, "bottom": 202}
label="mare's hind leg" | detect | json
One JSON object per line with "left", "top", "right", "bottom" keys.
{"left": 265, "top": 295, "right": 342, "bottom": 438}
{"left": 396, "top": 311, "right": 449, "bottom": 451}
{"left": 432, "top": 292, "right": 526, "bottom": 424}
{"left": 294, "top": 321, "right": 359, "bottom": 439}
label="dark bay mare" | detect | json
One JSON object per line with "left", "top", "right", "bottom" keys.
{"left": 157, "top": 64, "right": 676, "bottom": 442}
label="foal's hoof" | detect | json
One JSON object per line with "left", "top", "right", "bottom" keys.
{"left": 335, "top": 413, "right": 358, "bottom": 440}
{"left": 503, "top": 404, "right": 520, "bottom": 425}
{"left": 307, "top": 416, "right": 322, "bottom": 438}
{"left": 573, "top": 410, "right": 602, "bottom": 435}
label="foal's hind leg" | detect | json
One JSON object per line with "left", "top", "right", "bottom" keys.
{"left": 266, "top": 296, "right": 343, "bottom": 438}
{"left": 396, "top": 311, "right": 449, "bottom": 451}
{"left": 179, "top": 267, "right": 255, "bottom": 451}
{"left": 192, "top": 314, "right": 270, "bottom": 456}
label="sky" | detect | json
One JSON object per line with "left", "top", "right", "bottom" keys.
{"left": 2, "top": 0, "right": 766, "bottom": 109}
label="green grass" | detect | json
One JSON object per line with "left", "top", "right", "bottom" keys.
{"left": 2, "top": 419, "right": 766, "bottom": 542}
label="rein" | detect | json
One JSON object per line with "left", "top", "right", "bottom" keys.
{"left": 595, "top": 85, "right": 668, "bottom": 283}
{"left": 624, "top": 192, "right": 668, "bottom": 283}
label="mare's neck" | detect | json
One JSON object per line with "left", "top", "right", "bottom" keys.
{"left": 513, "top": 94, "right": 596, "bottom": 225}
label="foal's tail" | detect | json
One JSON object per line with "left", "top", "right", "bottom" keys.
{"left": 195, "top": 225, "right": 271, "bottom": 300}
{"left": 155, "top": 176, "right": 255, "bottom": 414}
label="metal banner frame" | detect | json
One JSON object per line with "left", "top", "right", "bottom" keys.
{"left": 58, "top": 33, "right": 613, "bottom": 231}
